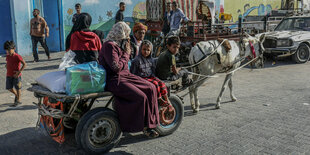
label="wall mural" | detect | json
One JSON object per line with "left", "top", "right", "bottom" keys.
{"left": 63, "top": 0, "right": 147, "bottom": 38}
{"left": 223, "top": 0, "right": 281, "bottom": 23}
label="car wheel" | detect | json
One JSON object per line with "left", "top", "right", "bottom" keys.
{"left": 292, "top": 43, "right": 310, "bottom": 63}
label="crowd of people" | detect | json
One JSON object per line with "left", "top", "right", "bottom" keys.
{"left": 4, "top": 1, "right": 191, "bottom": 138}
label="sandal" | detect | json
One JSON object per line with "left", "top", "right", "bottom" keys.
{"left": 143, "top": 128, "right": 159, "bottom": 138}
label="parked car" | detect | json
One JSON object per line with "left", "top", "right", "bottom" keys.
{"left": 263, "top": 16, "right": 310, "bottom": 63}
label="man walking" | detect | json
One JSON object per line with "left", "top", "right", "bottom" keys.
{"left": 72, "top": 3, "right": 81, "bottom": 24}
{"left": 115, "top": 2, "right": 126, "bottom": 23}
{"left": 30, "top": 9, "right": 50, "bottom": 62}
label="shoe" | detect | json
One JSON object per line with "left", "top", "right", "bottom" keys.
{"left": 14, "top": 96, "right": 17, "bottom": 103}
{"left": 143, "top": 128, "right": 159, "bottom": 138}
{"left": 10, "top": 101, "right": 22, "bottom": 107}
{"left": 48, "top": 56, "right": 51, "bottom": 60}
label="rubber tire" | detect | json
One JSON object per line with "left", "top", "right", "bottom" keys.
{"left": 292, "top": 43, "right": 310, "bottom": 63}
{"left": 77, "top": 108, "right": 122, "bottom": 154}
{"left": 75, "top": 108, "right": 120, "bottom": 149}
{"left": 155, "top": 95, "right": 184, "bottom": 136}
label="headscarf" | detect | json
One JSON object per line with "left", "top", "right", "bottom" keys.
{"left": 132, "top": 40, "right": 156, "bottom": 77}
{"left": 92, "top": 29, "right": 105, "bottom": 45}
{"left": 105, "top": 22, "right": 131, "bottom": 46}
{"left": 66, "top": 13, "right": 92, "bottom": 50}
{"left": 132, "top": 22, "right": 148, "bottom": 33}
{"left": 138, "top": 40, "right": 153, "bottom": 58}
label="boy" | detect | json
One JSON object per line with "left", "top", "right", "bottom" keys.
{"left": 115, "top": 2, "right": 125, "bottom": 24}
{"left": 156, "top": 36, "right": 192, "bottom": 86}
{"left": 72, "top": 3, "right": 81, "bottom": 24}
{"left": 4, "top": 41, "right": 27, "bottom": 107}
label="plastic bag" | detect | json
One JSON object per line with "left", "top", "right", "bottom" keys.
{"left": 36, "top": 71, "right": 66, "bottom": 93}
{"left": 66, "top": 61, "right": 106, "bottom": 95}
{"left": 59, "top": 50, "right": 76, "bottom": 70}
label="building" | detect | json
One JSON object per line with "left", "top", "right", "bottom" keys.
{"left": 0, "top": 0, "right": 146, "bottom": 55}
{"left": 1, "top": 0, "right": 309, "bottom": 55}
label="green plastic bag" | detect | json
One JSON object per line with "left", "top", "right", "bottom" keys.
{"left": 66, "top": 61, "right": 106, "bottom": 95}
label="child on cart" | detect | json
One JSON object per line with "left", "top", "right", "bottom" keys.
{"left": 4, "top": 41, "right": 27, "bottom": 107}
{"left": 155, "top": 36, "right": 192, "bottom": 87}
{"left": 130, "top": 40, "right": 172, "bottom": 108}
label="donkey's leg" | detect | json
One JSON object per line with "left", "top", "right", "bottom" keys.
{"left": 189, "top": 85, "right": 196, "bottom": 111}
{"left": 216, "top": 74, "right": 232, "bottom": 109}
{"left": 228, "top": 73, "right": 237, "bottom": 102}
{"left": 193, "top": 86, "right": 200, "bottom": 113}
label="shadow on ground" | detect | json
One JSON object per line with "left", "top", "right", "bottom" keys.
{"left": 0, "top": 127, "right": 153, "bottom": 154}
{"left": 183, "top": 100, "right": 235, "bottom": 117}
{"left": 0, "top": 104, "right": 37, "bottom": 113}
{"left": 24, "top": 65, "right": 59, "bottom": 71}
{"left": 25, "top": 58, "right": 62, "bottom": 64}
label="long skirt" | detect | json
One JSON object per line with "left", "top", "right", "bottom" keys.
{"left": 105, "top": 73, "right": 159, "bottom": 132}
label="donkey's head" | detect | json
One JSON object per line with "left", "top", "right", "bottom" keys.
{"left": 242, "top": 33, "right": 266, "bottom": 68}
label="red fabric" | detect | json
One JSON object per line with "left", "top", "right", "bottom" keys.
{"left": 6, "top": 53, "right": 23, "bottom": 77}
{"left": 143, "top": 76, "right": 168, "bottom": 98}
{"left": 249, "top": 41, "right": 256, "bottom": 58}
{"left": 133, "top": 22, "right": 148, "bottom": 33}
{"left": 69, "top": 31, "right": 102, "bottom": 51}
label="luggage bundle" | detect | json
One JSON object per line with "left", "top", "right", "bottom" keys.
{"left": 36, "top": 51, "right": 106, "bottom": 95}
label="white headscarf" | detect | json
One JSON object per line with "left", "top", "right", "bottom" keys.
{"left": 105, "top": 22, "right": 131, "bottom": 46}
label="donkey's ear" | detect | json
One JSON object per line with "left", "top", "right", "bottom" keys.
{"left": 244, "top": 32, "right": 251, "bottom": 38}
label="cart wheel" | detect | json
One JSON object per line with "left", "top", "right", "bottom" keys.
{"left": 75, "top": 108, "right": 122, "bottom": 154}
{"left": 155, "top": 95, "right": 184, "bottom": 136}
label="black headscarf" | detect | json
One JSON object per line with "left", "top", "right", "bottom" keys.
{"left": 65, "top": 13, "right": 92, "bottom": 50}
{"left": 92, "top": 29, "right": 104, "bottom": 45}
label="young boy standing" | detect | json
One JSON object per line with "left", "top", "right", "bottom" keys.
{"left": 4, "top": 41, "right": 26, "bottom": 107}
{"left": 72, "top": 3, "right": 82, "bottom": 24}
{"left": 115, "top": 2, "right": 125, "bottom": 24}
{"left": 156, "top": 36, "right": 191, "bottom": 86}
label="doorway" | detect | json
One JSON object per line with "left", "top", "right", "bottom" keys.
{"left": 0, "top": 0, "right": 14, "bottom": 54}
{"left": 33, "top": 0, "right": 62, "bottom": 52}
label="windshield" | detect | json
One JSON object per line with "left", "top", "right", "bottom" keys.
{"left": 275, "top": 18, "right": 310, "bottom": 31}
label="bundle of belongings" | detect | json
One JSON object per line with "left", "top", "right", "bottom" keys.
{"left": 36, "top": 51, "right": 106, "bottom": 95}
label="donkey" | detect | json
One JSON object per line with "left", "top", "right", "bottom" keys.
{"left": 188, "top": 33, "right": 265, "bottom": 113}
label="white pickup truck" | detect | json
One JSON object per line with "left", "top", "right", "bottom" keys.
{"left": 263, "top": 16, "right": 310, "bottom": 63}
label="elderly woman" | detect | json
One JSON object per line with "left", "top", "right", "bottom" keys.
{"left": 65, "top": 13, "right": 102, "bottom": 64}
{"left": 98, "top": 22, "right": 160, "bottom": 137}
{"left": 130, "top": 22, "right": 147, "bottom": 59}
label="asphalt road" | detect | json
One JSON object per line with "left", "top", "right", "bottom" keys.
{"left": 0, "top": 52, "right": 310, "bottom": 154}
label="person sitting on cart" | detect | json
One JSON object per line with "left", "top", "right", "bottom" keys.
{"left": 99, "top": 22, "right": 160, "bottom": 138}
{"left": 65, "top": 13, "right": 102, "bottom": 64}
{"left": 168, "top": 1, "right": 189, "bottom": 35}
{"left": 130, "top": 40, "right": 173, "bottom": 110}
{"left": 156, "top": 36, "right": 192, "bottom": 87}
{"left": 129, "top": 22, "right": 147, "bottom": 60}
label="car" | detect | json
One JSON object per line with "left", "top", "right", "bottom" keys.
{"left": 263, "top": 16, "right": 310, "bottom": 63}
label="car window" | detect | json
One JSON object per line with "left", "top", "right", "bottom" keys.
{"left": 275, "top": 18, "right": 310, "bottom": 31}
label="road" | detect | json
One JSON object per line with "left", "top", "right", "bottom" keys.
{"left": 0, "top": 51, "right": 310, "bottom": 154}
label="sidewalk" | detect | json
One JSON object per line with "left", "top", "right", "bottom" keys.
{"left": 0, "top": 51, "right": 65, "bottom": 94}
